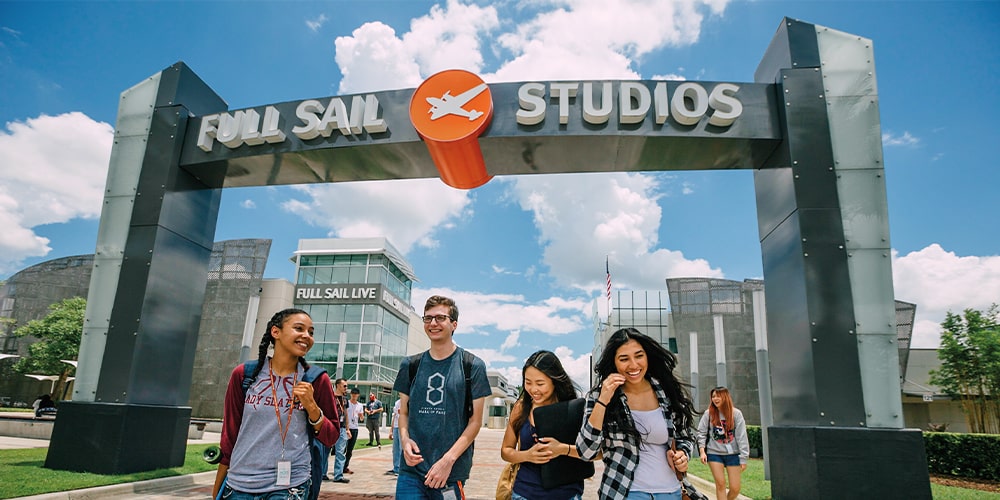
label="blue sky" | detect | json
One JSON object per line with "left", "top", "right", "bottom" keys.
{"left": 1, "top": 0, "right": 998, "bottom": 387}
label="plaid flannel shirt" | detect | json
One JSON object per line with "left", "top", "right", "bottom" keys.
{"left": 575, "top": 377, "right": 694, "bottom": 500}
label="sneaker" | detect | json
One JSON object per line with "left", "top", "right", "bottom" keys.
{"left": 333, "top": 478, "right": 350, "bottom": 484}
{"left": 345, "top": 468, "right": 354, "bottom": 474}
{"left": 385, "top": 470, "right": 395, "bottom": 475}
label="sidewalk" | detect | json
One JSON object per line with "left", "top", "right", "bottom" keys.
{"left": 5, "top": 427, "right": 741, "bottom": 499}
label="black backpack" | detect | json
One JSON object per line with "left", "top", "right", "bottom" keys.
{"left": 406, "top": 348, "right": 476, "bottom": 421}
{"left": 240, "top": 360, "right": 330, "bottom": 500}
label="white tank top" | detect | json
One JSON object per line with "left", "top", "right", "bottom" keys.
{"left": 630, "top": 408, "right": 682, "bottom": 493}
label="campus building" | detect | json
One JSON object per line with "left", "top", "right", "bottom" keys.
{"left": 0, "top": 240, "right": 272, "bottom": 414}
{"left": 594, "top": 278, "right": 935, "bottom": 430}
{"left": 290, "top": 237, "right": 425, "bottom": 423}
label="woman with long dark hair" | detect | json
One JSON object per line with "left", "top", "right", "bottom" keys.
{"left": 213, "top": 308, "right": 339, "bottom": 500}
{"left": 577, "top": 328, "right": 696, "bottom": 500}
{"left": 500, "top": 350, "right": 584, "bottom": 500}
{"left": 697, "top": 386, "right": 749, "bottom": 500}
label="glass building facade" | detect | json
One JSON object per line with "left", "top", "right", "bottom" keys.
{"left": 292, "top": 238, "right": 417, "bottom": 393}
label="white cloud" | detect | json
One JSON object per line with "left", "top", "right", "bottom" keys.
{"left": 333, "top": 0, "right": 498, "bottom": 93}
{"left": 489, "top": 0, "right": 727, "bottom": 82}
{"left": 882, "top": 131, "right": 920, "bottom": 147}
{"left": 506, "top": 173, "right": 722, "bottom": 294}
{"left": 240, "top": 199, "right": 256, "bottom": 209}
{"left": 401, "top": 0, "right": 499, "bottom": 75}
{"left": 335, "top": 22, "right": 423, "bottom": 93}
{"left": 282, "top": 179, "right": 473, "bottom": 253}
{"left": 0, "top": 112, "right": 112, "bottom": 274}
{"left": 499, "top": 330, "right": 520, "bottom": 352}
{"left": 332, "top": 0, "right": 727, "bottom": 94}
{"left": 892, "top": 244, "right": 1000, "bottom": 348}
{"left": 306, "top": 14, "right": 328, "bottom": 32}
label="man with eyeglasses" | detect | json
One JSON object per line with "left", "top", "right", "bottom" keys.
{"left": 393, "top": 295, "right": 491, "bottom": 499}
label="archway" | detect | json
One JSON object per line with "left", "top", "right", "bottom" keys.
{"left": 45, "top": 17, "right": 930, "bottom": 498}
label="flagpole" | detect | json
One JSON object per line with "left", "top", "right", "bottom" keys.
{"left": 605, "top": 256, "right": 612, "bottom": 326}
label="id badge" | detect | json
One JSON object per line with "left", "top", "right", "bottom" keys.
{"left": 276, "top": 460, "right": 292, "bottom": 486}
{"left": 440, "top": 487, "right": 457, "bottom": 500}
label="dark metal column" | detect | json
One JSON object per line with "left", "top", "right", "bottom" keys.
{"left": 45, "top": 63, "right": 227, "bottom": 474}
{"left": 753, "top": 18, "right": 930, "bottom": 498}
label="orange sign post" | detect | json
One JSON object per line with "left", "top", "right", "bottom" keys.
{"left": 409, "top": 69, "right": 494, "bottom": 189}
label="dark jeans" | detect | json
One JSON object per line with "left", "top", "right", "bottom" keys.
{"left": 344, "top": 427, "right": 359, "bottom": 469}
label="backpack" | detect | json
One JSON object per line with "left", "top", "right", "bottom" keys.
{"left": 407, "top": 348, "right": 476, "bottom": 421}
{"left": 240, "top": 360, "right": 331, "bottom": 500}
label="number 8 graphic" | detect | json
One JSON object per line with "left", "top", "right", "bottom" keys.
{"left": 426, "top": 373, "right": 445, "bottom": 406}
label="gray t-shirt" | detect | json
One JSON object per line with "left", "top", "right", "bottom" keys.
{"left": 228, "top": 358, "right": 311, "bottom": 492}
{"left": 392, "top": 348, "right": 491, "bottom": 483}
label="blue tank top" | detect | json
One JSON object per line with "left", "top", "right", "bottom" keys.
{"left": 512, "top": 418, "right": 584, "bottom": 500}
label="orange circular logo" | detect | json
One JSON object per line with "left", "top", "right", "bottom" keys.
{"left": 410, "top": 69, "right": 493, "bottom": 142}
{"left": 409, "top": 69, "right": 494, "bottom": 189}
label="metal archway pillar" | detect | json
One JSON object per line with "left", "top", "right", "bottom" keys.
{"left": 46, "top": 64, "right": 225, "bottom": 473}
{"left": 753, "top": 18, "right": 929, "bottom": 498}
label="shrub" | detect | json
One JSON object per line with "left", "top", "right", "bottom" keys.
{"left": 924, "top": 431, "right": 1000, "bottom": 481}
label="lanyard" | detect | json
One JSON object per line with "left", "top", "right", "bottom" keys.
{"left": 269, "top": 362, "right": 299, "bottom": 458}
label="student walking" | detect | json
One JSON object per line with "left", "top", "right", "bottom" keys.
{"left": 577, "top": 328, "right": 696, "bottom": 500}
{"left": 212, "top": 308, "right": 339, "bottom": 500}
{"left": 393, "top": 295, "right": 491, "bottom": 499}
{"left": 697, "top": 386, "right": 749, "bottom": 500}
{"left": 500, "top": 350, "right": 587, "bottom": 500}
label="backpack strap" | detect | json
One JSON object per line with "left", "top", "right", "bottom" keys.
{"left": 240, "top": 360, "right": 259, "bottom": 396}
{"left": 462, "top": 349, "right": 475, "bottom": 422}
{"left": 407, "top": 352, "right": 423, "bottom": 386}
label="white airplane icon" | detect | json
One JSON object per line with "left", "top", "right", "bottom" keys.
{"left": 425, "top": 83, "right": 488, "bottom": 121}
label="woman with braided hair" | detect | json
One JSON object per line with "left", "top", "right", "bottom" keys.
{"left": 213, "top": 308, "right": 340, "bottom": 500}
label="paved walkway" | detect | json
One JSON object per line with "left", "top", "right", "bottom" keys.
{"left": 6, "top": 427, "right": 739, "bottom": 499}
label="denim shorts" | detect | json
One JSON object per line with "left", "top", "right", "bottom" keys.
{"left": 706, "top": 453, "right": 741, "bottom": 467}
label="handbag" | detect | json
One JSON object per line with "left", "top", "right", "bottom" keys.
{"left": 495, "top": 461, "right": 520, "bottom": 500}
{"left": 671, "top": 439, "right": 708, "bottom": 500}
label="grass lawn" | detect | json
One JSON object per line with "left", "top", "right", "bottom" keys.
{"left": 0, "top": 433, "right": 392, "bottom": 498}
{"left": 0, "top": 444, "right": 217, "bottom": 499}
{"left": 686, "top": 458, "right": 1000, "bottom": 500}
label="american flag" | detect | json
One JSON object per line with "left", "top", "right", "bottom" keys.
{"left": 605, "top": 257, "right": 612, "bottom": 311}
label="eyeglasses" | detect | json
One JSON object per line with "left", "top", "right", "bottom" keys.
{"left": 421, "top": 314, "right": 453, "bottom": 324}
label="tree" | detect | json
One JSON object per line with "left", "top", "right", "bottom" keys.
{"left": 929, "top": 304, "right": 1000, "bottom": 434}
{"left": 12, "top": 297, "right": 86, "bottom": 401}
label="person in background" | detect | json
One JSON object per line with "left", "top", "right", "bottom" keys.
{"left": 697, "top": 386, "right": 749, "bottom": 500}
{"left": 365, "top": 392, "right": 384, "bottom": 448}
{"left": 328, "top": 378, "right": 351, "bottom": 483}
{"left": 577, "top": 328, "right": 696, "bottom": 500}
{"left": 344, "top": 388, "right": 363, "bottom": 474}
{"left": 393, "top": 295, "right": 491, "bottom": 499}
{"left": 387, "top": 398, "right": 402, "bottom": 476}
{"left": 500, "top": 350, "right": 585, "bottom": 500}
{"left": 212, "top": 308, "right": 339, "bottom": 499}
{"left": 33, "top": 394, "right": 57, "bottom": 418}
